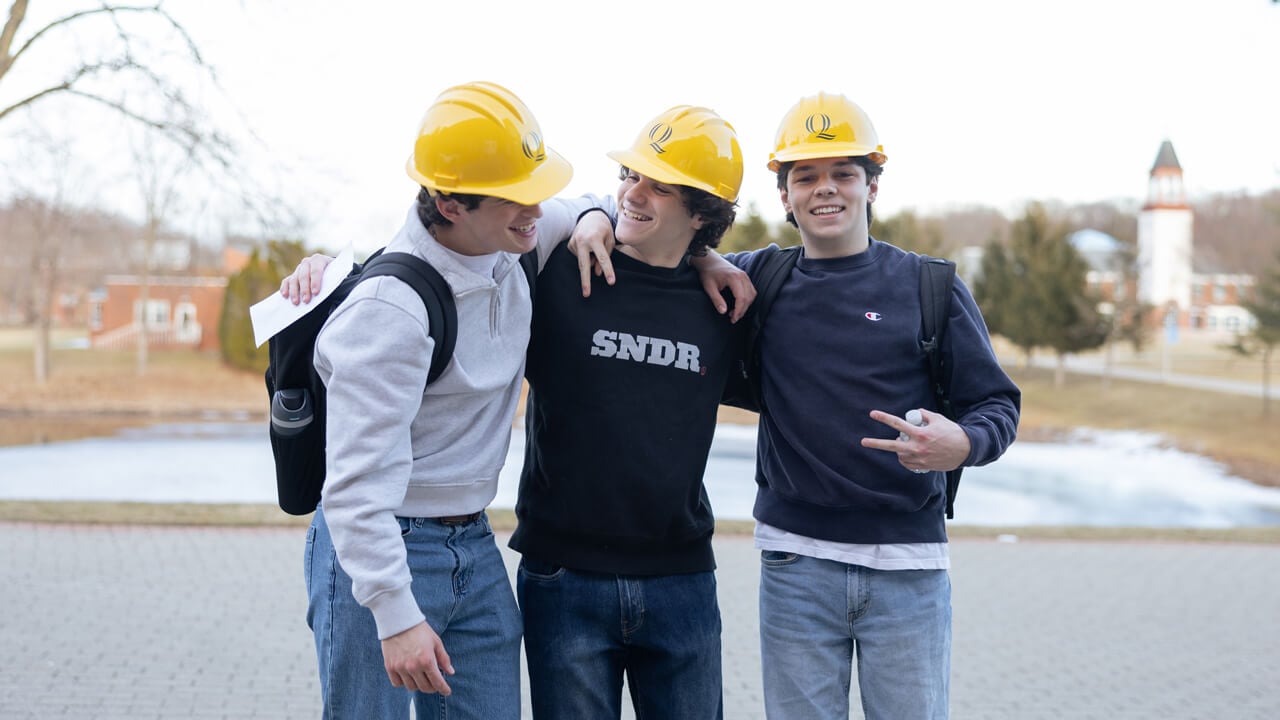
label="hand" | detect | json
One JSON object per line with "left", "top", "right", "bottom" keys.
{"left": 381, "top": 621, "right": 455, "bottom": 695}
{"left": 566, "top": 211, "right": 616, "bottom": 297}
{"left": 278, "top": 253, "right": 336, "bottom": 305}
{"left": 691, "top": 252, "right": 756, "bottom": 323}
{"left": 860, "top": 408, "right": 971, "bottom": 473}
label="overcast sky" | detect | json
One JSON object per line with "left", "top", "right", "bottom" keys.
{"left": 4, "top": 0, "right": 1279, "bottom": 253}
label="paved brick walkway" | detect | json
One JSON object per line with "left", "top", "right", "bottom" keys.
{"left": 1, "top": 521, "right": 1277, "bottom": 719}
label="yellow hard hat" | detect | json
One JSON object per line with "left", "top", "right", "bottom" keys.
{"left": 406, "top": 81, "right": 572, "bottom": 205}
{"left": 606, "top": 105, "right": 743, "bottom": 203}
{"left": 768, "top": 93, "right": 887, "bottom": 171}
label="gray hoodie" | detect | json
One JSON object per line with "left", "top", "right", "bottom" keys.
{"left": 314, "top": 194, "right": 610, "bottom": 639}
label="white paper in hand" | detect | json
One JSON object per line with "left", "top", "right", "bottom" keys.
{"left": 249, "top": 247, "right": 355, "bottom": 348}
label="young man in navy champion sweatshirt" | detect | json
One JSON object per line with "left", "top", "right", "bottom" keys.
{"left": 690, "top": 93, "right": 1020, "bottom": 720}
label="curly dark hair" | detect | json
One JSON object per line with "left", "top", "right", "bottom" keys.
{"left": 415, "top": 187, "right": 484, "bottom": 229}
{"left": 774, "top": 156, "right": 883, "bottom": 227}
{"left": 618, "top": 166, "right": 737, "bottom": 257}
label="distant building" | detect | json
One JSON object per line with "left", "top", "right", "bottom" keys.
{"left": 88, "top": 275, "right": 227, "bottom": 352}
{"left": 83, "top": 232, "right": 262, "bottom": 353}
{"left": 1137, "top": 140, "right": 1194, "bottom": 311}
{"left": 1080, "top": 140, "right": 1255, "bottom": 337}
{"left": 1070, "top": 228, "right": 1132, "bottom": 306}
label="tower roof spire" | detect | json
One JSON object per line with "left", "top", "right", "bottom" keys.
{"left": 1152, "top": 140, "right": 1181, "bottom": 173}
{"left": 1143, "top": 139, "right": 1187, "bottom": 210}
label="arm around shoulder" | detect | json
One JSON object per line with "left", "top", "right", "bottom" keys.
{"left": 534, "top": 194, "right": 617, "bottom": 263}
{"left": 690, "top": 249, "right": 757, "bottom": 322}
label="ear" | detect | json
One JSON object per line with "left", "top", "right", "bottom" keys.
{"left": 434, "top": 194, "right": 466, "bottom": 222}
{"left": 779, "top": 186, "right": 791, "bottom": 216}
{"left": 690, "top": 214, "right": 706, "bottom": 231}
{"left": 867, "top": 175, "right": 879, "bottom": 206}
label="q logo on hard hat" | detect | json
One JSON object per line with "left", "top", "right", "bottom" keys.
{"left": 647, "top": 123, "right": 674, "bottom": 154}
{"left": 522, "top": 131, "right": 546, "bottom": 162}
{"left": 805, "top": 113, "right": 836, "bottom": 141}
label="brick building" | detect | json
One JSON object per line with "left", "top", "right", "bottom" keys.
{"left": 88, "top": 275, "right": 228, "bottom": 352}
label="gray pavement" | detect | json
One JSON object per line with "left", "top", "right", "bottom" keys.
{"left": 1018, "top": 353, "right": 1267, "bottom": 399}
{"left": 1, "top": 521, "right": 1278, "bottom": 719}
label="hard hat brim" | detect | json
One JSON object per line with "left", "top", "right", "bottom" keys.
{"left": 406, "top": 149, "right": 574, "bottom": 206}
{"left": 767, "top": 145, "right": 887, "bottom": 172}
{"left": 606, "top": 148, "right": 722, "bottom": 199}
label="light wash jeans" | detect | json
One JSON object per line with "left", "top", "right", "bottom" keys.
{"left": 759, "top": 551, "right": 950, "bottom": 720}
{"left": 517, "top": 558, "right": 724, "bottom": 720}
{"left": 305, "top": 508, "right": 522, "bottom": 720}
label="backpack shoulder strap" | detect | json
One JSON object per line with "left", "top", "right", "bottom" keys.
{"left": 919, "top": 256, "right": 957, "bottom": 418}
{"left": 750, "top": 246, "right": 803, "bottom": 321}
{"left": 359, "top": 252, "right": 457, "bottom": 386}
{"left": 743, "top": 245, "right": 802, "bottom": 410}
{"left": 919, "top": 255, "right": 959, "bottom": 518}
{"left": 519, "top": 249, "right": 538, "bottom": 304}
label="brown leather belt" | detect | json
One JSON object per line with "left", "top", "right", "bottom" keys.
{"left": 432, "top": 511, "right": 482, "bottom": 526}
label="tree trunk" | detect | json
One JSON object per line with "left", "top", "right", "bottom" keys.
{"left": 31, "top": 250, "right": 56, "bottom": 384}
{"left": 33, "top": 314, "right": 49, "bottom": 384}
{"left": 1054, "top": 353, "right": 1067, "bottom": 388}
{"left": 1264, "top": 345, "right": 1273, "bottom": 420}
{"left": 135, "top": 275, "right": 150, "bottom": 376}
{"left": 1102, "top": 337, "right": 1114, "bottom": 391}
{"left": 136, "top": 219, "right": 156, "bottom": 377}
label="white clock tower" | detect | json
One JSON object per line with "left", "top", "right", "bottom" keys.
{"left": 1137, "top": 140, "right": 1193, "bottom": 315}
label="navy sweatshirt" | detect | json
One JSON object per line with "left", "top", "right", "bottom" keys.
{"left": 510, "top": 243, "right": 744, "bottom": 575}
{"left": 729, "top": 240, "right": 1021, "bottom": 544}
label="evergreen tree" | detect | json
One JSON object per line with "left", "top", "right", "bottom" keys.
{"left": 1228, "top": 249, "right": 1280, "bottom": 418}
{"left": 1105, "top": 236, "right": 1153, "bottom": 353}
{"left": 219, "top": 240, "right": 309, "bottom": 372}
{"left": 974, "top": 203, "right": 1109, "bottom": 384}
{"left": 875, "top": 210, "right": 946, "bottom": 256}
{"left": 1089, "top": 229, "right": 1153, "bottom": 389}
{"left": 1041, "top": 234, "right": 1110, "bottom": 386}
{"left": 718, "top": 202, "right": 773, "bottom": 254}
{"left": 775, "top": 221, "right": 801, "bottom": 248}
{"left": 974, "top": 209, "right": 1046, "bottom": 366}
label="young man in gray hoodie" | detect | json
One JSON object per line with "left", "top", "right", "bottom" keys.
{"left": 303, "top": 81, "right": 608, "bottom": 720}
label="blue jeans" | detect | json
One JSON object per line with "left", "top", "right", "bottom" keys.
{"left": 517, "top": 558, "right": 723, "bottom": 719}
{"left": 305, "top": 508, "right": 522, "bottom": 719}
{"left": 759, "top": 551, "right": 951, "bottom": 720}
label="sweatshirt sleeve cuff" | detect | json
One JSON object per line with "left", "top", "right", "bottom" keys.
{"left": 961, "top": 425, "right": 983, "bottom": 467}
{"left": 366, "top": 585, "right": 425, "bottom": 640}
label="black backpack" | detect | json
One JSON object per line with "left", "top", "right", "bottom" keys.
{"left": 264, "top": 249, "right": 537, "bottom": 516}
{"left": 721, "top": 246, "right": 964, "bottom": 518}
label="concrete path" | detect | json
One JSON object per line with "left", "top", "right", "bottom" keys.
{"left": 1018, "top": 353, "right": 1267, "bottom": 399}
{"left": 1, "top": 521, "right": 1277, "bottom": 719}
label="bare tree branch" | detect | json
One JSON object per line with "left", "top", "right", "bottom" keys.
{"left": 2, "top": 3, "right": 216, "bottom": 96}
{"left": 1, "top": 1, "right": 303, "bottom": 377}
{"left": 0, "top": 79, "right": 62, "bottom": 121}
{"left": 4, "top": 4, "right": 160, "bottom": 80}
{"left": 0, "top": 55, "right": 135, "bottom": 122}
{"left": 1, "top": 2, "right": 235, "bottom": 169}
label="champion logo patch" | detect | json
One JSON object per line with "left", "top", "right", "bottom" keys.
{"left": 865, "top": 312, "right": 883, "bottom": 321}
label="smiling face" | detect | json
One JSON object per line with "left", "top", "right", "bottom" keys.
{"left": 436, "top": 195, "right": 543, "bottom": 256}
{"left": 613, "top": 168, "right": 704, "bottom": 266}
{"left": 780, "top": 157, "right": 879, "bottom": 257}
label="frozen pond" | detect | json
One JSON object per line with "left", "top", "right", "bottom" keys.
{"left": 2, "top": 421, "right": 1279, "bottom": 528}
